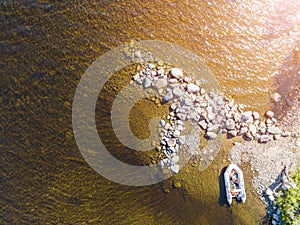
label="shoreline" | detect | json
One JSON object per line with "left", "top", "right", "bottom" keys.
{"left": 229, "top": 93, "right": 300, "bottom": 195}
{"left": 228, "top": 92, "right": 300, "bottom": 224}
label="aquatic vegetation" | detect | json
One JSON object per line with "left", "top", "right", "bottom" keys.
{"left": 275, "top": 166, "right": 300, "bottom": 225}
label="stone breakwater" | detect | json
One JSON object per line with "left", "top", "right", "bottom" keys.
{"left": 131, "top": 63, "right": 290, "bottom": 173}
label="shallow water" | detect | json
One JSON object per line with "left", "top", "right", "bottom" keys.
{"left": 1, "top": 0, "right": 300, "bottom": 224}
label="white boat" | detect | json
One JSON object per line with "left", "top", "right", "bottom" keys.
{"left": 224, "top": 164, "right": 246, "bottom": 205}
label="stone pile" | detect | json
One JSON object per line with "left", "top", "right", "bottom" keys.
{"left": 132, "top": 63, "right": 289, "bottom": 173}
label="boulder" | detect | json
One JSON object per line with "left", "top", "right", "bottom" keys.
{"left": 183, "top": 97, "right": 193, "bottom": 106}
{"left": 198, "top": 120, "right": 208, "bottom": 130}
{"left": 226, "top": 119, "right": 235, "bottom": 130}
{"left": 169, "top": 78, "right": 179, "bottom": 84}
{"left": 207, "top": 124, "right": 220, "bottom": 132}
{"left": 160, "top": 119, "right": 166, "bottom": 127}
{"left": 253, "top": 111, "right": 260, "bottom": 120}
{"left": 163, "top": 91, "right": 173, "bottom": 102}
{"left": 249, "top": 124, "right": 257, "bottom": 135}
{"left": 259, "top": 135, "right": 270, "bottom": 143}
{"left": 206, "top": 131, "right": 217, "bottom": 139}
{"left": 143, "top": 77, "right": 152, "bottom": 88}
{"left": 171, "top": 155, "right": 179, "bottom": 164}
{"left": 187, "top": 83, "right": 200, "bottom": 93}
{"left": 167, "top": 139, "right": 176, "bottom": 147}
{"left": 176, "top": 113, "right": 187, "bottom": 121}
{"left": 170, "top": 164, "right": 180, "bottom": 173}
{"left": 155, "top": 78, "right": 167, "bottom": 89}
{"left": 265, "top": 110, "right": 275, "bottom": 118}
{"left": 272, "top": 92, "right": 282, "bottom": 102}
{"left": 242, "top": 111, "right": 253, "bottom": 122}
{"left": 173, "top": 87, "right": 184, "bottom": 97}
{"left": 178, "top": 136, "right": 186, "bottom": 145}
{"left": 170, "top": 68, "right": 183, "bottom": 79}
{"left": 173, "top": 181, "right": 182, "bottom": 188}
{"left": 228, "top": 130, "right": 238, "bottom": 137}
{"left": 173, "top": 130, "right": 181, "bottom": 138}
{"left": 267, "top": 126, "right": 282, "bottom": 135}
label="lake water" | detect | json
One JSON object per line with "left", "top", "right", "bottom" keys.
{"left": 1, "top": 0, "right": 300, "bottom": 224}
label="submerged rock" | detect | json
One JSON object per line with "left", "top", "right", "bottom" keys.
{"left": 170, "top": 164, "right": 180, "bottom": 173}
{"left": 143, "top": 77, "right": 152, "bottom": 88}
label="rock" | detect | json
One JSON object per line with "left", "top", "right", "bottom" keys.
{"left": 167, "top": 139, "right": 176, "bottom": 147}
{"left": 170, "top": 68, "right": 183, "bottom": 79}
{"left": 155, "top": 78, "right": 167, "bottom": 89}
{"left": 151, "top": 70, "right": 157, "bottom": 76}
{"left": 178, "top": 136, "right": 186, "bottom": 145}
{"left": 259, "top": 135, "right": 270, "bottom": 143}
{"left": 243, "top": 132, "right": 253, "bottom": 141}
{"left": 242, "top": 111, "right": 253, "bottom": 123}
{"left": 183, "top": 98, "right": 193, "bottom": 106}
{"left": 226, "top": 119, "right": 236, "bottom": 130}
{"left": 249, "top": 124, "right": 257, "bottom": 135}
{"left": 173, "top": 130, "right": 181, "bottom": 138}
{"left": 228, "top": 99, "right": 234, "bottom": 108}
{"left": 274, "top": 134, "right": 281, "bottom": 140}
{"left": 176, "top": 113, "right": 187, "bottom": 121}
{"left": 200, "top": 88, "right": 206, "bottom": 95}
{"left": 163, "top": 91, "right": 173, "bottom": 102}
{"left": 228, "top": 130, "right": 238, "bottom": 137}
{"left": 267, "top": 126, "right": 282, "bottom": 135}
{"left": 272, "top": 92, "right": 282, "bottom": 102}
{"left": 169, "top": 78, "right": 179, "bottom": 84}
{"left": 160, "top": 119, "right": 166, "bottom": 127}
{"left": 265, "top": 110, "right": 275, "bottom": 118}
{"left": 198, "top": 120, "right": 208, "bottom": 130}
{"left": 207, "top": 124, "right": 220, "bottom": 132}
{"left": 193, "top": 114, "right": 201, "bottom": 122}
{"left": 239, "top": 127, "right": 248, "bottom": 135}
{"left": 253, "top": 111, "right": 260, "bottom": 120}
{"left": 183, "top": 76, "right": 192, "bottom": 83}
{"left": 272, "top": 213, "right": 279, "bottom": 221}
{"left": 173, "top": 87, "right": 184, "bottom": 97}
{"left": 157, "top": 68, "right": 164, "bottom": 75}
{"left": 170, "top": 103, "right": 178, "bottom": 111}
{"left": 266, "top": 118, "right": 273, "bottom": 125}
{"left": 269, "top": 195, "right": 275, "bottom": 202}
{"left": 164, "top": 123, "right": 171, "bottom": 130}
{"left": 233, "top": 142, "right": 241, "bottom": 146}
{"left": 187, "top": 83, "right": 200, "bottom": 93}
{"left": 171, "top": 155, "right": 179, "bottom": 164}
{"left": 173, "top": 181, "right": 182, "bottom": 188}
{"left": 207, "top": 112, "right": 216, "bottom": 121}
{"left": 266, "top": 188, "right": 273, "bottom": 196}
{"left": 281, "top": 131, "right": 291, "bottom": 137}
{"left": 206, "top": 131, "right": 217, "bottom": 139}
{"left": 170, "top": 164, "right": 180, "bottom": 173}
{"left": 233, "top": 112, "right": 242, "bottom": 122}
{"left": 148, "top": 63, "right": 155, "bottom": 69}
{"left": 143, "top": 77, "right": 152, "bottom": 88}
